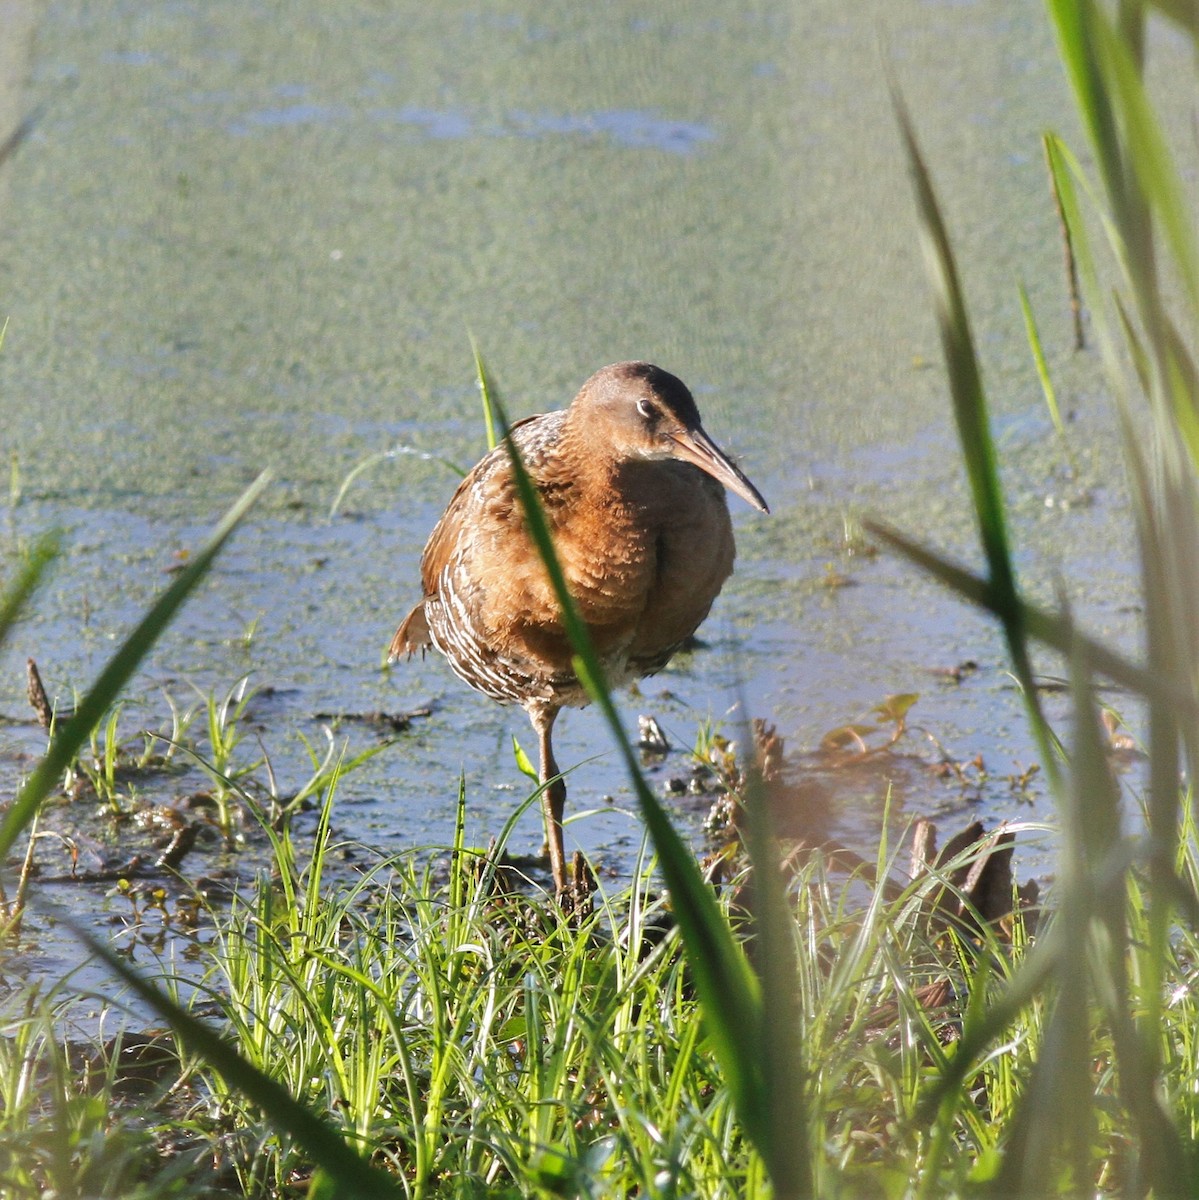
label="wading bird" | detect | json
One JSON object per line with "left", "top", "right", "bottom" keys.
{"left": 390, "top": 361, "right": 768, "bottom": 894}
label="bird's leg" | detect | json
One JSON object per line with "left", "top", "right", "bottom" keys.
{"left": 531, "top": 704, "right": 568, "bottom": 894}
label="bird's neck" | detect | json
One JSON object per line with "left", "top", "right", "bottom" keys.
{"left": 554, "top": 410, "right": 620, "bottom": 493}
{"left": 556, "top": 414, "right": 684, "bottom": 527}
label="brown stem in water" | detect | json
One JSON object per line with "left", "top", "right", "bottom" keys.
{"left": 1044, "top": 133, "right": 1085, "bottom": 351}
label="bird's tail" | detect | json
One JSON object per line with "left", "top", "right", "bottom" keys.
{"left": 388, "top": 603, "right": 430, "bottom": 662}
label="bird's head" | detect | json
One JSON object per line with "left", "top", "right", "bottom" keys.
{"left": 572, "top": 361, "right": 770, "bottom": 513}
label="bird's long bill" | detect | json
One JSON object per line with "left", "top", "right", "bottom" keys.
{"left": 670, "top": 427, "right": 770, "bottom": 513}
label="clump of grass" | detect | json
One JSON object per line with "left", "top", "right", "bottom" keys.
{"left": 193, "top": 675, "right": 262, "bottom": 836}
{"left": 12, "top": 671, "right": 1199, "bottom": 1198}
{"left": 196, "top": 793, "right": 748, "bottom": 1196}
{"left": 0, "top": 994, "right": 212, "bottom": 1198}
{"left": 22, "top": 759, "right": 1199, "bottom": 1198}
{"left": 0, "top": 754, "right": 1075, "bottom": 1197}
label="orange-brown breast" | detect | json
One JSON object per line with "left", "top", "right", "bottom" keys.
{"left": 401, "top": 411, "right": 735, "bottom": 708}
{"left": 620, "top": 457, "right": 735, "bottom": 672}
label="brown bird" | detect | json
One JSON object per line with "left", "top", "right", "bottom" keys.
{"left": 389, "top": 361, "right": 768, "bottom": 894}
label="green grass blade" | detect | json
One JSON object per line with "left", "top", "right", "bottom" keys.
{"left": 994, "top": 626, "right": 1116, "bottom": 1194}
{"left": 475, "top": 350, "right": 787, "bottom": 1181}
{"left": 330, "top": 447, "right": 467, "bottom": 519}
{"left": 1150, "top": 0, "right": 1199, "bottom": 36}
{"left": 568, "top": 657, "right": 773, "bottom": 1140}
{"left": 0, "top": 472, "right": 271, "bottom": 863}
{"left": 470, "top": 334, "right": 499, "bottom": 451}
{"left": 0, "top": 531, "right": 58, "bottom": 647}
{"left": 1049, "top": 9, "right": 1199, "bottom": 1120}
{"left": 1070, "top": 645, "right": 1192, "bottom": 1196}
{"left": 863, "top": 516, "right": 1199, "bottom": 718}
{"left": 890, "top": 85, "right": 1013, "bottom": 592}
{"left": 1047, "top": 0, "right": 1133, "bottom": 237}
{"left": 328, "top": 449, "right": 395, "bottom": 518}
{"left": 64, "top": 916, "right": 404, "bottom": 1199}
{"left": 891, "top": 82, "right": 1056, "bottom": 785}
{"left": 742, "top": 765, "right": 809, "bottom": 1196}
{"left": 1047, "top": 4, "right": 1199, "bottom": 458}
{"left": 1017, "top": 284, "right": 1067, "bottom": 440}
{"left": 1095, "top": 12, "right": 1199, "bottom": 317}
{"left": 1114, "top": 291, "right": 1153, "bottom": 394}
{"left": 1043, "top": 133, "right": 1120, "bottom": 355}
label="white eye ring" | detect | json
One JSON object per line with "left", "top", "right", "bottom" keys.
{"left": 637, "top": 398, "right": 654, "bottom": 420}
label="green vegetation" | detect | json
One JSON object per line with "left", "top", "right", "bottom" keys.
{"left": 5, "top": 3, "right": 1199, "bottom": 1197}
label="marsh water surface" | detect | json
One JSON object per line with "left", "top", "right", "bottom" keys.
{"left": 0, "top": 2, "right": 1156, "bottom": 951}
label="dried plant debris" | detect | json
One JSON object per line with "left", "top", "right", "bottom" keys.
{"left": 311, "top": 706, "right": 431, "bottom": 733}
{"left": 753, "top": 718, "right": 786, "bottom": 782}
{"left": 1101, "top": 708, "right": 1143, "bottom": 764}
{"left": 701, "top": 708, "right": 1039, "bottom": 942}
{"left": 26, "top": 658, "right": 55, "bottom": 728}
{"left": 819, "top": 694, "right": 919, "bottom": 764}
{"left": 926, "top": 659, "right": 980, "bottom": 684}
{"left": 636, "top": 714, "right": 670, "bottom": 755}
{"left": 909, "top": 816, "right": 1040, "bottom": 938}
{"left": 25, "top": 817, "right": 201, "bottom": 884}
{"left": 564, "top": 850, "right": 597, "bottom": 920}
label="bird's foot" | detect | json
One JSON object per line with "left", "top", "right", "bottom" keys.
{"left": 557, "top": 851, "right": 596, "bottom": 922}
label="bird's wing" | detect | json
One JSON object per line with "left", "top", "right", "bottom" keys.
{"left": 418, "top": 413, "right": 557, "bottom": 597}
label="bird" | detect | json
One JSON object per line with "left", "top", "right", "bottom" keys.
{"left": 389, "top": 361, "right": 769, "bottom": 895}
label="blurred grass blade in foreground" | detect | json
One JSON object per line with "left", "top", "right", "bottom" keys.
{"left": 12, "top": 470, "right": 404, "bottom": 1197}
{"left": 1047, "top": 9, "right": 1199, "bottom": 1173}
{"left": 0, "top": 471, "right": 271, "bottom": 863}
{"left": 886, "top": 17, "right": 1199, "bottom": 1186}
{"left": 889, "top": 78, "right": 1054, "bottom": 780}
{"left": 0, "top": 531, "right": 58, "bottom": 648}
{"left": 475, "top": 348, "right": 811, "bottom": 1196}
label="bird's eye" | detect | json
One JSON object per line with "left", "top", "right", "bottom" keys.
{"left": 636, "top": 398, "right": 655, "bottom": 421}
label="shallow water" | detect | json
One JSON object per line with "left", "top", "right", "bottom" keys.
{"left": 0, "top": 0, "right": 1165, "bottom": 968}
